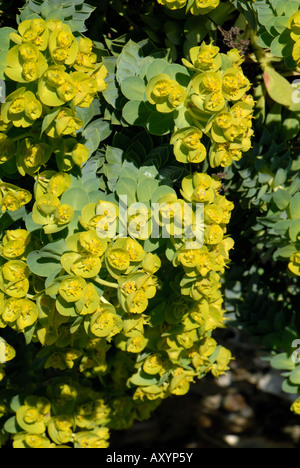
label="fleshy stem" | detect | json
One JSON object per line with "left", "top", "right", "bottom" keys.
{"left": 94, "top": 277, "right": 119, "bottom": 289}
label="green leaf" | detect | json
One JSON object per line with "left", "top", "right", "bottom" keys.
{"left": 289, "top": 220, "right": 300, "bottom": 242}
{"left": 61, "top": 188, "right": 90, "bottom": 211}
{"left": 137, "top": 178, "right": 159, "bottom": 202}
{"left": 116, "top": 41, "right": 141, "bottom": 84}
{"left": 281, "top": 116, "right": 300, "bottom": 140}
{"left": 121, "top": 76, "right": 146, "bottom": 101}
{"left": 270, "top": 352, "right": 295, "bottom": 370}
{"left": 116, "top": 177, "right": 137, "bottom": 205}
{"left": 130, "top": 369, "right": 160, "bottom": 386}
{"left": 80, "top": 119, "right": 112, "bottom": 156}
{"left": 263, "top": 66, "right": 293, "bottom": 107}
{"left": 289, "top": 367, "right": 300, "bottom": 384}
{"left": 273, "top": 168, "right": 287, "bottom": 187}
{"left": 273, "top": 188, "right": 291, "bottom": 209}
{"left": 146, "top": 111, "right": 175, "bottom": 135}
{"left": 122, "top": 100, "right": 152, "bottom": 126}
{"left": 270, "top": 30, "right": 293, "bottom": 58}
{"left": 146, "top": 59, "right": 169, "bottom": 81}
{"left": 289, "top": 193, "right": 300, "bottom": 219}
{"left": 4, "top": 417, "right": 20, "bottom": 434}
{"left": 26, "top": 251, "right": 62, "bottom": 278}
{"left": 273, "top": 244, "right": 297, "bottom": 259}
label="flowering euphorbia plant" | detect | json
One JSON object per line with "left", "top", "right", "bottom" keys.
{"left": 0, "top": 0, "right": 299, "bottom": 449}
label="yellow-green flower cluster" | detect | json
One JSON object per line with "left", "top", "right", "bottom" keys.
{"left": 146, "top": 42, "right": 254, "bottom": 168}
{"left": 0, "top": 337, "right": 15, "bottom": 381}
{"left": 0, "top": 18, "right": 108, "bottom": 175}
{"left": 8, "top": 385, "right": 111, "bottom": 448}
{"left": 287, "top": 10, "right": 300, "bottom": 66}
{"left": 125, "top": 173, "right": 234, "bottom": 401}
{"left": 157, "top": 0, "right": 220, "bottom": 15}
{"left": 0, "top": 181, "right": 32, "bottom": 212}
{"left": 288, "top": 251, "right": 300, "bottom": 276}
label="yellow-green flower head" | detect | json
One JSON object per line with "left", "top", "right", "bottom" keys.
{"left": 106, "top": 248, "right": 130, "bottom": 274}
{"left": 74, "top": 429, "right": 110, "bottom": 449}
{"left": 74, "top": 37, "right": 97, "bottom": 72}
{"left": 1, "top": 229, "right": 31, "bottom": 260}
{"left": 35, "top": 193, "right": 61, "bottom": 216}
{"left": 190, "top": 72, "right": 225, "bottom": 113}
{"left": 5, "top": 43, "right": 48, "bottom": 83}
{"left": 0, "top": 134, "right": 16, "bottom": 165}
{"left": 288, "top": 252, "right": 300, "bottom": 276}
{"left": 79, "top": 200, "right": 119, "bottom": 232}
{"left": 171, "top": 127, "right": 207, "bottom": 163}
{"left": 222, "top": 67, "right": 251, "bottom": 101}
{"left": 75, "top": 283, "right": 100, "bottom": 315}
{"left": 143, "top": 353, "right": 164, "bottom": 375}
{"left": 71, "top": 142, "right": 89, "bottom": 167}
{"left": 47, "top": 172, "right": 71, "bottom": 198}
{"left": 210, "top": 346, "right": 232, "bottom": 378}
{"left": 180, "top": 172, "right": 221, "bottom": 204}
{"left": 105, "top": 238, "right": 145, "bottom": 278}
{"left": 59, "top": 276, "right": 87, "bottom": 303}
{"left": 0, "top": 338, "right": 16, "bottom": 364}
{"left": 54, "top": 138, "right": 89, "bottom": 172}
{"left": 0, "top": 115, "right": 11, "bottom": 133}
{"left": 49, "top": 25, "right": 79, "bottom": 66}
{"left": 13, "top": 433, "right": 52, "bottom": 449}
{"left": 90, "top": 304, "right": 122, "bottom": 339}
{"left": 0, "top": 261, "right": 29, "bottom": 299}
{"left": 142, "top": 253, "right": 161, "bottom": 274}
{"left": 55, "top": 203, "right": 74, "bottom": 226}
{"left": 61, "top": 251, "right": 102, "bottom": 278}
{"left": 16, "top": 396, "right": 51, "bottom": 435}
{"left": 125, "top": 289, "right": 149, "bottom": 314}
{"left": 0, "top": 183, "right": 32, "bottom": 212}
{"left": 204, "top": 200, "right": 226, "bottom": 225}
{"left": 13, "top": 432, "right": 53, "bottom": 449}
{"left": 175, "top": 246, "right": 213, "bottom": 276}
{"left": 183, "top": 42, "right": 221, "bottom": 72}
{"left": 190, "top": 271, "right": 221, "bottom": 301}
{"left": 292, "top": 39, "right": 300, "bottom": 64}
{"left": 11, "top": 19, "right": 49, "bottom": 51}
{"left": 291, "top": 397, "right": 300, "bottom": 415}
{"left": 90, "top": 63, "right": 108, "bottom": 93}
{"left": 1, "top": 88, "right": 42, "bottom": 128}
{"left": 1, "top": 259, "right": 29, "bottom": 283}
{"left": 47, "top": 415, "right": 74, "bottom": 445}
{"left": 287, "top": 10, "right": 300, "bottom": 41}
{"left": 169, "top": 367, "right": 192, "bottom": 396}
{"left": 227, "top": 48, "right": 244, "bottom": 67}
{"left": 70, "top": 71, "right": 98, "bottom": 108}
{"left": 204, "top": 223, "right": 224, "bottom": 244}
{"left": 17, "top": 298, "right": 39, "bottom": 330}
{"left": 32, "top": 194, "right": 74, "bottom": 233}
{"left": 17, "top": 138, "right": 52, "bottom": 177}
{"left": 157, "top": 0, "right": 187, "bottom": 10}
{"left": 146, "top": 74, "right": 186, "bottom": 113}
{"left": 38, "top": 66, "right": 76, "bottom": 107}
{"left": 79, "top": 230, "right": 108, "bottom": 257}
{"left": 209, "top": 141, "right": 244, "bottom": 168}
{"left": 190, "top": 0, "right": 220, "bottom": 15}
{"left": 46, "top": 108, "right": 83, "bottom": 138}
{"left": 126, "top": 331, "right": 148, "bottom": 353}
